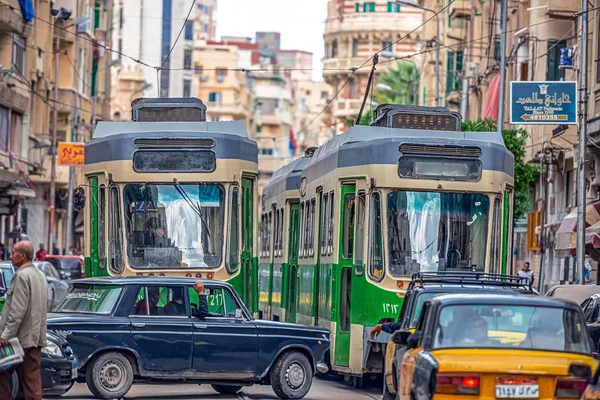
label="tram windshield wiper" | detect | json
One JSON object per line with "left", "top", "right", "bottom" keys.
{"left": 172, "top": 179, "right": 211, "bottom": 239}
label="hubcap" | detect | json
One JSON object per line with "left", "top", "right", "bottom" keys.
{"left": 100, "top": 360, "right": 126, "bottom": 391}
{"left": 286, "top": 362, "right": 306, "bottom": 390}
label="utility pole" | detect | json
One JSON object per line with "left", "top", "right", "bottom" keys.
{"left": 460, "top": 49, "right": 469, "bottom": 117}
{"left": 576, "top": 0, "right": 589, "bottom": 284}
{"left": 48, "top": 35, "right": 60, "bottom": 251}
{"left": 497, "top": 0, "right": 508, "bottom": 134}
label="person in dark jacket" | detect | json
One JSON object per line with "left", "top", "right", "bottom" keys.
{"left": 192, "top": 281, "right": 209, "bottom": 318}
{"left": 370, "top": 320, "right": 401, "bottom": 339}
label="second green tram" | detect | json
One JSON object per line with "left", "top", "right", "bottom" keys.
{"left": 258, "top": 105, "right": 515, "bottom": 379}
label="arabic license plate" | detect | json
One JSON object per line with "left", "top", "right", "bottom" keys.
{"left": 71, "top": 361, "right": 77, "bottom": 379}
{"left": 496, "top": 377, "right": 539, "bottom": 399}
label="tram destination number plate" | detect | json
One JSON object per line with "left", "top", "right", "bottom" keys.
{"left": 496, "top": 377, "right": 539, "bottom": 399}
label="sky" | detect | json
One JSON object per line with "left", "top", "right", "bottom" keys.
{"left": 215, "top": 0, "right": 328, "bottom": 81}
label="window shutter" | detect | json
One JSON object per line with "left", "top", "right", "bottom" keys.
{"left": 526, "top": 210, "right": 542, "bottom": 252}
{"left": 356, "top": 2, "right": 360, "bottom": 12}
{"left": 387, "top": 2, "right": 392, "bottom": 12}
{"left": 446, "top": 51, "right": 455, "bottom": 94}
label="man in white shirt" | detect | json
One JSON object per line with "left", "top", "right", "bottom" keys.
{"left": 518, "top": 261, "right": 534, "bottom": 287}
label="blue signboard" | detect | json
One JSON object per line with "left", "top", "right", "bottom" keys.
{"left": 510, "top": 81, "right": 577, "bottom": 125}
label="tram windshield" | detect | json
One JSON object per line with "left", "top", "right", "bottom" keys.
{"left": 123, "top": 183, "right": 225, "bottom": 269}
{"left": 387, "top": 191, "right": 489, "bottom": 277}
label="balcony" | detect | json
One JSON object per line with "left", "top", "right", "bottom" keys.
{"left": 0, "top": 0, "right": 31, "bottom": 37}
{"left": 0, "top": 77, "right": 30, "bottom": 114}
{"left": 546, "top": 0, "right": 578, "bottom": 18}
{"left": 325, "top": 13, "right": 422, "bottom": 36}
{"left": 333, "top": 99, "right": 363, "bottom": 119}
{"left": 449, "top": 0, "right": 472, "bottom": 20}
{"left": 58, "top": 89, "right": 76, "bottom": 114}
{"left": 206, "top": 102, "right": 250, "bottom": 119}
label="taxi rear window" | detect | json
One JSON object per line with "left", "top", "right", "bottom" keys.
{"left": 55, "top": 285, "right": 122, "bottom": 314}
{"left": 432, "top": 304, "right": 589, "bottom": 354}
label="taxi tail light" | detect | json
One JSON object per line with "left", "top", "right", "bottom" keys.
{"left": 435, "top": 374, "right": 479, "bottom": 395}
{"left": 555, "top": 378, "right": 588, "bottom": 398}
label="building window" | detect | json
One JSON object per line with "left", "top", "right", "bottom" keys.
{"left": 493, "top": 37, "right": 501, "bottom": 63}
{"left": 202, "top": 23, "right": 209, "bottom": 32}
{"left": 184, "top": 20, "right": 194, "bottom": 40}
{"left": 183, "top": 50, "right": 192, "bottom": 70}
{"left": 12, "top": 34, "right": 25, "bottom": 73}
{"left": 94, "top": 2, "right": 101, "bottom": 29}
{"left": 355, "top": 2, "right": 360, "bottom": 12}
{"left": 352, "top": 39, "right": 359, "bottom": 57}
{"left": 349, "top": 78, "right": 359, "bottom": 99}
{"left": 546, "top": 39, "right": 567, "bottom": 81}
{"left": 259, "top": 148, "right": 274, "bottom": 156}
{"left": 208, "top": 92, "right": 221, "bottom": 104}
{"left": 566, "top": 169, "right": 574, "bottom": 208}
{"left": 183, "top": 79, "right": 191, "bottom": 97}
{"left": 387, "top": 2, "right": 401, "bottom": 12}
{"left": 382, "top": 41, "right": 392, "bottom": 52}
{"left": 331, "top": 40, "right": 338, "bottom": 58}
{"left": 256, "top": 125, "right": 262, "bottom": 133}
{"left": 446, "top": 50, "right": 463, "bottom": 94}
{"left": 363, "top": 2, "right": 376, "bottom": 12}
{"left": 211, "top": 116, "right": 220, "bottom": 122}
{"left": 597, "top": 17, "right": 600, "bottom": 82}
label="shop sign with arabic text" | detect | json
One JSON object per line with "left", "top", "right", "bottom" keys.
{"left": 510, "top": 81, "right": 577, "bottom": 125}
{"left": 58, "top": 142, "right": 85, "bottom": 166}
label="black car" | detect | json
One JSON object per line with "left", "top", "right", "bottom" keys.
{"left": 383, "top": 272, "right": 536, "bottom": 399}
{"left": 7, "top": 329, "right": 77, "bottom": 398}
{"left": 47, "top": 277, "right": 330, "bottom": 399}
{"left": 580, "top": 293, "right": 600, "bottom": 353}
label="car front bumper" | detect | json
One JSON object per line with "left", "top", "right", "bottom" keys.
{"left": 41, "top": 355, "right": 76, "bottom": 395}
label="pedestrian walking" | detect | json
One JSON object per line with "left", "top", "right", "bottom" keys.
{"left": 34, "top": 244, "right": 48, "bottom": 261}
{"left": 518, "top": 261, "right": 534, "bottom": 287}
{"left": 0, "top": 241, "right": 48, "bottom": 400}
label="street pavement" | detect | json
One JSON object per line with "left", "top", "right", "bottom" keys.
{"left": 58, "top": 377, "right": 383, "bottom": 400}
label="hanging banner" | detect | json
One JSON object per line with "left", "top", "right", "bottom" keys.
{"left": 510, "top": 81, "right": 577, "bottom": 125}
{"left": 57, "top": 142, "right": 85, "bottom": 166}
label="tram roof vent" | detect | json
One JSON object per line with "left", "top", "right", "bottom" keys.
{"left": 370, "top": 104, "right": 461, "bottom": 131}
{"left": 400, "top": 144, "right": 481, "bottom": 157}
{"left": 131, "top": 97, "right": 207, "bottom": 122}
{"left": 304, "top": 147, "right": 317, "bottom": 158}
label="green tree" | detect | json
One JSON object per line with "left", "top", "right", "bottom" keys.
{"left": 345, "top": 109, "right": 374, "bottom": 128}
{"left": 461, "top": 118, "right": 541, "bottom": 219}
{"left": 376, "top": 61, "right": 419, "bottom": 105}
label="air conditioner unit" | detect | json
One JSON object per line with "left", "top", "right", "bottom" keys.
{"left": 216, "top": 76, "right": 224, "bottom": 83}
{"left": 77, "top": 20, "right": 92, "bottom": 35}
{"left": 200, "top": 75, "right": 208, "bottom": 82}
{"left": 464, "top": 61, "right": 479, "bottom": 78}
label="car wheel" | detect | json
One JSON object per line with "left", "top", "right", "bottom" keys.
{"left": 211, "top": 384, "right": 242, "bottom": 394}
{"left": 85, "top": 352, "right": 134, "bottom": 399}
{"left": 270, "top": 351, "right": 313, "bottom": 399}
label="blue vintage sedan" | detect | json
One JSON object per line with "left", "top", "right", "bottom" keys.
{"left": 47, "top": 277, "right": 330, "bottom": 399}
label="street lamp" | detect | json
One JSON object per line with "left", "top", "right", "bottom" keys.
{"left": 396, "top": 0, "right": 440, "bottom": 107}
{"left": 48, "top": 10, "right": 89, "bottom": 251}
{"left": 378, "top": 52, "right": 419, "bottom": 105}
{"left": 131, "top": 83, "right": 153, "bottom": 102}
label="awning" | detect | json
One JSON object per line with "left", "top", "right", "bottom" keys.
{"left": 555, "top": 201, "right": 600, "bottom": 258}
{"left": 585, "top": 221, "right": 600, "bottom": 261}
{"left": 482, "top": 74, "right": 500, "bottom": 120}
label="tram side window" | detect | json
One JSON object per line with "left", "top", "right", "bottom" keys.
{"left": 304, "top": 201, "right": 311, "bottom": 257}
{"left": 369, "top": 192, "right": 384, "bottom": 281}
{"left": 321, "top": 193, "right": 329, "bottom": 255}
{"left": 309, "top": 199, "right": 316, "bottom": 256}
{"left": 278, "top": 208, "right": 285, "bottom": 256}
{"left": 490, "top": 198, "right": 502, "bottom": 274}
{"left": 299, "top": 202, "right": 305, "bottom": 258}
{"left": 342, "top": 194, "right": 356, "bottom": 259}
{"left": 227, "top": 186, "right": 239, "bottom": 273}
{"left": 99, "top": 185, "right": 106, "bottom": 268}
{"left": 355, "top": 191, "right": 366, "bottom": 271}
{"left": 328, "top": 191, "right": 335, "bottom": 255}
{"left": 109, "top": 186, "right": 124, "bottom": 274}
{"left": 260, "top": 214, "right": 266, "bottom": 258}
{"left": 267, "top": 211, "right": 272, "bottom": 258}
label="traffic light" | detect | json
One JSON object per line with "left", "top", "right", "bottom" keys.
{"left": 73, "top": 186, "right": 86, "bottom": 211}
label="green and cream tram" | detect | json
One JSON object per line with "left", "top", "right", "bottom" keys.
{"left": 258, "top": 105, "right": 515, "bottom": 379}
{"left": 82, "top": 98, "right": 259, "bottom": 311}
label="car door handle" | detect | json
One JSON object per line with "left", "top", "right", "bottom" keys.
{"left": 194, "top": 324, "right": 207, "bottom": 330}
{"left": 132, "top": 323, "right": 145, "bottom": 328}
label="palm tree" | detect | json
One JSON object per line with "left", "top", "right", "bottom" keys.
{"left": 376, "top": 61, "right": 419, "bottom": 105}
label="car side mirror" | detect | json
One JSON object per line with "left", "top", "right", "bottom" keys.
{"left": 406, "top": 331, "right": 421, "bottom": 349}
{"left": 392, "top": 330, "right": 410, "bottom": 346}
{"left": 235, "top": 309, "right": 243, "bottom": 319}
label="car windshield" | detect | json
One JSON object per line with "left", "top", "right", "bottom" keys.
{"left": 387, "top": 191, "right": 489, "bottom": 276}
{"left": 123, "top": 183, "right": 225, "bottom": 269}
{"left": 433, "top": 304, "right": 590, "bottom": 354}
{"left": 47, "top": 258, "right": 81, "bottom": 271}
{"left": 410, "top": 292, "right": 439, "bottom": 327}
{"left": 54, "top": 285, "right": 122, "bottom": 314}
{"left": 0, "top": 266, "right": 14, "bottom": 289}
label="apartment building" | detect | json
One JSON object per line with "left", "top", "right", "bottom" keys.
{"left": 0, "top": 0, "right": 113, "bottom": 253}
{"left": 323, "top": 0, "right": 423, "bottom": 130}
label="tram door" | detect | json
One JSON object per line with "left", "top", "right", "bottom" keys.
{"left": 334, "top": 184, "right": 356, "bottom": 367}
{"left": 285, "top": 203, "right": 300, "bottom": 323}
{"left": 241, "top": 178, "right": 255, "bottom": 313}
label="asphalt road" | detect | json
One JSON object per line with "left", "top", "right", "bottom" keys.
{"left": 59, "top": 377, "right": 383, "bottom": 400}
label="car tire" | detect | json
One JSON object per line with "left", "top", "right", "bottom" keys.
{"left": 270, "top": 351, "right": 313, "bottom": 399}
{"left": 211, "top": 384, "right": 242, "bottom": 394}
{"left": 85, "top": 352, "right": 134, "bottom": 399}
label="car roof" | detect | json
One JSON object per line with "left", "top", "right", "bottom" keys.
{"left": 412, "top": 285, "right": 524, "bottom": 293}
{"left": 430, "top": 293, "right": 580, "bottom": 309}
{"left": 72, "top": 276, "right": 233, "bottom": 289}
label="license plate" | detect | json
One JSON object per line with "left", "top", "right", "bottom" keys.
{"left": 496, "top": 377, "right": 539, "bottom": 399}
{"left": 71, "top": 361, "right": 77, "bottom": 379}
